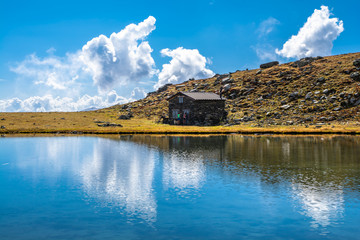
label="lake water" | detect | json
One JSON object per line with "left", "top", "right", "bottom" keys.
{"left": 0, "top": 135, "right": 359, "bottom": 239}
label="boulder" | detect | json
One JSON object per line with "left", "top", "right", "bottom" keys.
{"left": 260, "top": 61, "right": 279, "bottom": 69}
{"left": 353, "top": 59, "right": 360, "bottom": 68}
{"left": 350, "top": 72, "right": 360, "bottom": 81}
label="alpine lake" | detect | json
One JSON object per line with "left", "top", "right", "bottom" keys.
{"left": 0, "top": 135, "right": 359, "bottom": 240}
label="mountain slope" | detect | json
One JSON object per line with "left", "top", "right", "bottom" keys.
{"left": 107, "top": 52, "right": 360, "bottom": 126}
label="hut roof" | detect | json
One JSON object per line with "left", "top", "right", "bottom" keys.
{"left": 168, "top": 91, "right": 225, "bottom": 101}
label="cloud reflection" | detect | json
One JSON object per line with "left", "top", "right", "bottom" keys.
{"left": 163, "top": 150, "right": 205, "bottom": 193}
{"left": 291, "top": 178, "right": 344, "bottom": 228}
{"left": 80, "top": 139, "right": 157, "bottom": 222}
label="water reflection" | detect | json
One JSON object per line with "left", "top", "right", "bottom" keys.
{"left": 79, "top": 139, "right": 157, "bottom": 222}
{"left": 163, "top": 150, "right": 205, "bottom": 193}
{"left": 291, "top": 178, "right": 344, "bottom": 228}
{"left": 11, "top": 135, "right": 360, "bottom": 229}
{"left": 121, "top": 135, "right": 360, "bottom": 228}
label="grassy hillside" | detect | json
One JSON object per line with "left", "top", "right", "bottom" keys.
{"left": 110, "top": 52, "right": 360, "bottom": 126}
{"left": 1, "top": 52, "right": 360, "bottom": 134}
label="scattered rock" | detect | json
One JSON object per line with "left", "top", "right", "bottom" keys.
{"left": 0, "top": 118, "right": 5, "bottom": 120}
{"left": 0, "top": 126, "right": 5, "bottom": 129}
{"left": 260, "top": 61, "right": 279, "bottom": 69}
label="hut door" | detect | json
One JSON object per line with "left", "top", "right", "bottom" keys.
{"left": 183, "top": 109, "right": 190, "bottom": 124}
{"left": 172, "top": 109, "right": 179, "bottom": 119}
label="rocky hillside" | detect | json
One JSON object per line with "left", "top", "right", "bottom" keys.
{"left": 106, "top": 52, "right": 360, "bottom": 126}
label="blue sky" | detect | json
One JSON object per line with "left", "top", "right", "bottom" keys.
{"left": 0, "top": 0, "right": 359, "bottom": 111}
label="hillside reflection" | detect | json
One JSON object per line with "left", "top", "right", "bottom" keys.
{"left": 118, "top": 135, "right": 360, "bottom": 227}
{"left": 14, "top": 135, "right": 360, "bottom": 227}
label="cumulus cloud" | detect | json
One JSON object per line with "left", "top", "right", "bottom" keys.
{"left": 154, "top": 47, "right": 214, "bottom": 89}
{"left": 276, "top": 6, "right": 344, "bottom": 59}
{"left": 0, "top": 91, "right": 129, "bottom": 112}
{"left": 11, "top": 16, "right": 157, "bottom": 93}
{"left": 81, "top": 16, "right": 157, "bottom": 92}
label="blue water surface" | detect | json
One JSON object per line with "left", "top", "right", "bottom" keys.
{"left": 0, "top": 135, "right": 359, "bottom": 239}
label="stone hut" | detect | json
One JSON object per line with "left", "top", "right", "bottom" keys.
{"left": 167, "top": 91, "right": 226, "bottom": 125}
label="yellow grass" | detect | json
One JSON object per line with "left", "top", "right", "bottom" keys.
{"left": 1, "top": 111, "right": 360, "bottom": 135}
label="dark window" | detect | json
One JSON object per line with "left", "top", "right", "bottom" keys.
{"left": 178, "top": 96, "right": 183, "bottom": 103}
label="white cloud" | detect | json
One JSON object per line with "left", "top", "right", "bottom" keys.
{"left": 155, "top": 47, "right": 214, "bottom": 89}
{"left": 0, "top": 91, "right": 129, "bottom": 112}
{"left": 11, "top": 53, "right": 84, "bottom": 90}
{"left": 257, "top": 17, "right": 280, "bottom": 38}
{"left": 276, "top": 6, "right": 344, "bottom": 59}
{"left": 130, "top": 87, "right": 147, "bottom": 100}
{"left": 81, "top": 16, "right": 157, "bottom": 92}
{"left": 11, "top": 16, "right": 157, "bottom": 93}
{"left": 253, "top": 17, "right": 280, "bottom": 61}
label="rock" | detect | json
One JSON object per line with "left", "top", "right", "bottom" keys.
{"left": 256, "top": 70, "right": 262, "bottom": 75}
{"left": 333, "top": 107, "right": 341, "bottom": 111}
{"left": 354, "top": 99, "right": 360, "bottom": 106}
{"left": 350, "top": 72, "right": 360, "bottom": 81}
{"left": 0, "top": 118, "right": 5, "bottom": 120}
{"left": 260, "top": 61, "right": 279, "bottom": 69}
{"left": 118, "top": 114, "right": 132, "bottom": 120}
{"left": 317, "top": 77, "right": 326, "bottom": 83}
{"left": 223, "top": 84, "right": 231, "bottom": 92}
{"left": 319, "top": 117, "right": 328, "bottom": 121}
{"left": 289, "top": 92, "right": 299, "bottom": 101}
{"left": 97, "top": 122, "right": 123, "bottom": 127}
{"left": 353, "top": 59, "right": 360, "bottom": 68}
{"left": 291, "top": 57, "right": 316, "bottom": 68}
{"left": 221, "top": 77, "right": 233, "bottom": 84}
{"left": 286, "top": 121, "right": 294, "bottom": 125}
{"left": 280, "top": 104, "right": 291, "bottom": 110}
{"left": 175, "top": 84, "right": 185, "bottom": 89}
{"left": 305, "top": 92, "right": 313, "bottom": 100}
{"left": 157, "top": 83, "right": 172, "bottom": 93}
{"left": 323, "top": 89, "right": 330, "bottom": 95}
{"left": 0, "top": 126, "right": 5, "bottom": 129}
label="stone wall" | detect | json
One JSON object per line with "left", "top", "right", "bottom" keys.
{"left": 169, "top": 95, "right": 226, "bottom": 125}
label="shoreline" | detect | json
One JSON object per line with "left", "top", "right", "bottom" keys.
{"left": 1, "top": 128, "right": 360, "bottom": 135}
